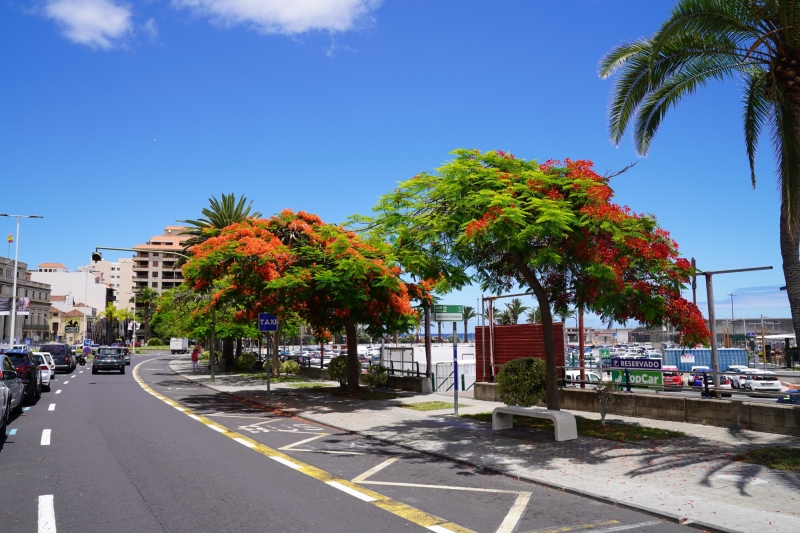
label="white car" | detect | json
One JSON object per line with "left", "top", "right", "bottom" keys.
{"left": 564, "top": 370, "right": 601, "bottom": 388}
{"left": 32, "top": 352, "right": 52, "bottom": 392}
{"left": 730, "top": 368, "right": 758, "bottom": 389}
{"left": 745, "top": 371, "right": 782, "bottom": 393}
{"left": 35, "top": 352, "right": 56, "bottom": 382}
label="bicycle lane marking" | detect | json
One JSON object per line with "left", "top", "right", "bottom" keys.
{"left": 133, "top": 359, "right": 473, "bottom": 533}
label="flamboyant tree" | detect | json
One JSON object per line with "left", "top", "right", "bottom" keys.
{"left": 369, "top": 149, "right": 710, "bottom": 410}
{"left": 182, "top": 210, "right": 422, "bottom": 391}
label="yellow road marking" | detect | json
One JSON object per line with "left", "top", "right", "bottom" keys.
{"left": 133, "top": 360, "right": 474, "bottom": 533}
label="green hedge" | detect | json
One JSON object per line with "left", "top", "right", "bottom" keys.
{"left": 496, "top": 357, "right": 547, "bottom": 407}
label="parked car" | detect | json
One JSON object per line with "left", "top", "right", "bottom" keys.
{"left": 39, "top": 352, "right": 56, "bottom": 381}
{"left": 662, "top": 366, "right": 683, "bottom": 390}
{"left": 5, "top": 349, "right": 41, "bottom": 405}
{"left": 92, "top": 346, "right": 126, "bottom": 374}
{"left": 777, "top": 389, "right": 800, "bottom": 405}
{"left": 689, "top": 369, "right": 732, "bottom": 395}
{"left": 1, "top": 355, "right": 25, "bottom": 433}
{"left": 564, "top": 370, "right": 601, "bottom": 388}
{"left": 730, "top": 368, "right": 759, "bottom": 389}
{"left": 40, "top": 342, "right": 76, "bottom": 373}
{"left": 32, "top": 353, "right": 52, "bottom": 392}
{"left": 745, "top": 371, "right": 782, "bottom": 393}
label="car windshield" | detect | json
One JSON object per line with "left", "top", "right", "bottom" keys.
{"left": 98, "top": 348, "right": 121, "bottom": 356}
{"left": 41, "top": 345, "right": 66, "bottom": 355}
{"left": 9, "top": 354, "right": 29, "bottom": 364}
{"left": 34, "top": 355, "right": 45, "bottom": 364}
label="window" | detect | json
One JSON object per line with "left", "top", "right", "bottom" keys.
{"left": 152, "top": 271, "right": 158, "bottom": 278}
{"left": 152, "top": 261, "right": 159, "bottom": 267}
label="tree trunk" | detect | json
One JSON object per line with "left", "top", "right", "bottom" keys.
{"left": 222, "top": 338, "right": 234, "bottom": 367}
{"left": 344, "top": 316, "right": 360, "bottom": 393}
{"left": 511, "top": 253, "right": 560, "bottom": 410}
{"left": 272, "top": 321, "right": 281, "bottom": 377}
{"left": 437, "top": 322, "right": 442, "bottom": 343}
{"left": 780, "top": 207, "right": 800, "bottom": 347}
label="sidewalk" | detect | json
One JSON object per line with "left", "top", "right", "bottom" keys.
{"left": 167, "top": 357, "right": 800, "bottom": 533}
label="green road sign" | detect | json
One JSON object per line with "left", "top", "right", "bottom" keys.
{"left": 434, "top": 305, "right": 464, "bottom": 322}
{"left": 611, "top": 370, "right": 663, "bottom": 388}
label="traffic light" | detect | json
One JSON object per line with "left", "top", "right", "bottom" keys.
{"left": 91, "top": 251, "right": 102, "bottom": 262}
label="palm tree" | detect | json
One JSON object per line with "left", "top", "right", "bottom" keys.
{"left": 98, "top": 303, "right": 126, "bottom": 344}
{"left": 525, "top": 307, "right": 542, "bottom": 324}
{"left": 134, "top": 287, "right": 159, "bottom": 343}
{"left": 179, "top": 193, "right": 261, "bottom": 254}
{"left": 504, "top": 298, "right": 529, "bottom": 325}
{"left": 461, "top": 306, "right": 477, "bottom": 342}
{"left": 494, "top": 310, "right": 514, "bottom": 325}
{"left": 599, "top": 0, "right": 800, "bottom": 343}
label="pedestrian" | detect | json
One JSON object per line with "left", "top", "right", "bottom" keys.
{"left": 191, "top": 345, "right": 201, "bottom": 373}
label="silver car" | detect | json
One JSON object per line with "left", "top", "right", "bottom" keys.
{"left": 1, "top": 355, "right": 25, "bottom": 434}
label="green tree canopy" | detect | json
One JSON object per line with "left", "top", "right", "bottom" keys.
{"left": 368, "top": 149, "right": 709, "bottom": 410}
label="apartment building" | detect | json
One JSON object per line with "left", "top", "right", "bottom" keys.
{"left": 132, "top": 226, "right": 188, "bottom": 295}
{"left": 0, "top": 256, "right": 51, "bottom": 344}
{"left": 92, "top": 258, "right": 134, "bottom": 311}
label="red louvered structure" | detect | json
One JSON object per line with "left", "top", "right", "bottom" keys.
{"left": 474, "top": 323, "right": 565, "bottom": 382}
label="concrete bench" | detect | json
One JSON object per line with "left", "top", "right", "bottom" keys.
{"left": 492, "top": 406, "right": 578, "bottom": 441}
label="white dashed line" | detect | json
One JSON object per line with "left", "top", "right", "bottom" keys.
{"left": 48, "top": 404, "right": 56, "bottom": 411}
{"left": 62, "top": 381, "right": 69, "bottom": 385}
{"left": 55, "top": 390, "right": 62, "bottom": 394}
{"left": 38, "top": 495, "right": 56, "bottom": 533}
{"left": 271, "top": 456, "right": 301, "bottom": 469}
{"left": 41, "top": 429, "right": 51, "bottom": 446}
{"left": 326, "top": 481, "right": 376, "bottom": 502}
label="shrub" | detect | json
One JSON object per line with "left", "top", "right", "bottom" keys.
{"left": 327, "top": 355, "right": 348, "bottom": 387}
{"left": 496, "top": 357, "right": 547, "bottom": 407}
{"left": 362, "top": 364, "right": 388, "bottom": 391}
{"left": 279, "top": 360, "right": 300, "bottom": 376}
{"left": 235, "top": 352, "right": 257, "bottom": 371}
{"left": 147, "top": 338, "right": 164, "bottom": 346}
{"left": 596, "top": 381, "right": 617, "bottom": 426}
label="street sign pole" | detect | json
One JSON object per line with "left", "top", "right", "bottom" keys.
{"left": 453, "top": 321, "right": 458, "bottom": 416}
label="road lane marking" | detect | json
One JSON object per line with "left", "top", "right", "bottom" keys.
{"left": 48, "top": 404, "right": 56, "bottom": 411}
{"left": 6, "top": 429, "right": 17, "bottom": 436}
{"left": 278, "top": 433, "right": 362, "bottom": 455}
{"left": 593, "top": 521, "right": 661, "bottom": 532}
{"left": 133, "top": 359, "right": 473, "bottom": 533}
{"left": 38, "top": 495, "right": 56, "bottom": 533}
{"left": 63, "top": 381, "right": 69, "bottom": 385}
{"left": 271, "top": 456, "right": 302, "bottom": 469}
{"left": 55, "top": 390, "right": 62, "bottom": 394}
{"left": 41, "top": 429, "right": 51, "bottom": 445}
{"left": 352, "top": 457, "right": 400, "bottom": 483}
{"left": 496, "top": 492, "right": 531, "bottom": 533}
{"left": 326, "top": 480, "right": 376, "bottom": 502}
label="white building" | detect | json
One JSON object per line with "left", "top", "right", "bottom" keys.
{"left": 92, "top": 258, "right": 134, "bottom": 312}
{"left": 30, "top": 263, "right": 109, "bottom": 316}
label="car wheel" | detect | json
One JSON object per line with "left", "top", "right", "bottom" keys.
{"left": 35, "top": 381, "right": 42, "bottom": 400}
{"left": 1, "top": 402, "right": 7, "bottom": 435}
{"left": 43, "top": 383, "right": 50, "bottom": 392}
{"left": 92, "top": 368, "right": 97, "bottom": 375}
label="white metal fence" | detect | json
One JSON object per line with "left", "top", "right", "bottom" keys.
{"left": 433, "top": 361, "right": 476, "bottom": 392}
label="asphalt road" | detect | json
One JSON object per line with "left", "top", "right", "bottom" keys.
{"left": 1, "top": 353, "right": 696, "bottom": 533}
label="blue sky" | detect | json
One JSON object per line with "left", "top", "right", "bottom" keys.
{"left": 0, "top": 0, "right": 790, "bottom": 330}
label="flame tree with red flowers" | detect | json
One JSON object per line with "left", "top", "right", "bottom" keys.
{"left": 181, "top": 210, "right": 422, "bottom": 392}
{"left": 367, "top": 149, "right": 710, "bottom": 411}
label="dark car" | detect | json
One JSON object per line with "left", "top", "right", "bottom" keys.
{"left": 40, "top": 343, "right": 76, "bottom": 373}
{"left": 5, "top": 349, "right": 41, "bottom": 405}
{"left": 2, "top": 354, "right": 25, "bottom": 433}
{"left": 92, "top": 346, "right": 126, "bottom": 374}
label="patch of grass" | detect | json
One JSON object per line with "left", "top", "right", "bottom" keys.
{"left": 402, "top": 401, "right": 467, "bottom": 411}
{"left": 461, "top": 412, "right": 685, "bottom": 442}
{"left": 735, "top": 447, "right": 800, "bottom": 471}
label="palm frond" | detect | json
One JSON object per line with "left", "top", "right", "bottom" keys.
{"left": 742, "top": 69, "right": 771, "bottom": 188}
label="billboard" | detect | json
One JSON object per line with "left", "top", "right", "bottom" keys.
{"left": 0, "top": 296, "right": 30, "bottom": 316}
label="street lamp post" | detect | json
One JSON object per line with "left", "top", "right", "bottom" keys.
{"left": 0, "top": 214, "right": 43, "bottom": 344}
